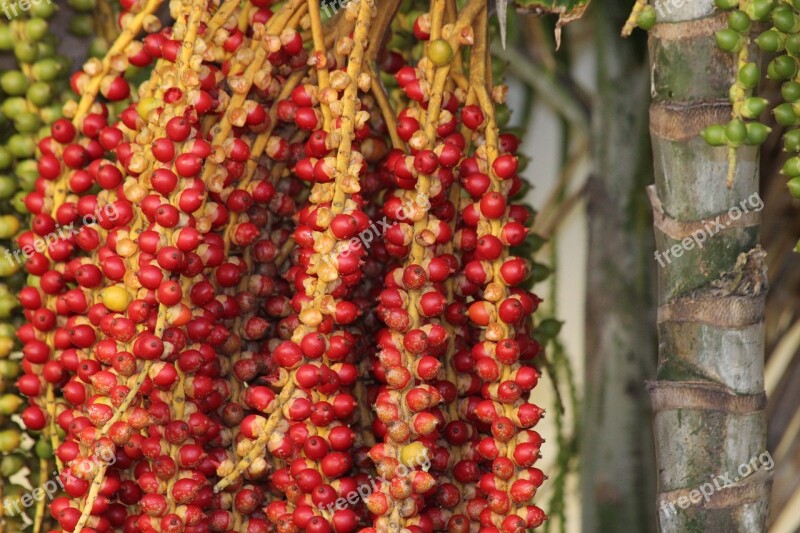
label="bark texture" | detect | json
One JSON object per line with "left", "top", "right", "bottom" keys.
{"left": 648, "top": 3, "right": 771, "bottom": 532}
{"left": 581, "top": 1, "right": 658, "bottom": 531}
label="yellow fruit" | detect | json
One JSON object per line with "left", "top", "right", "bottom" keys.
{"left": 0, "top": 336, "right": 13, "bottom": 358}
{"left": 0, "top": 428, "right": 20, "bottom": 453}
{"left": 136, "top": 96, "right": 159, "bottom": 119}
{"left": 399, "top": 441, "right": 426, "bottom": 467}
{"left": 0, "top": 394, "right": 22, "bottom": 415}
{"left": 99, "top": 285, "right": 132, "bottom": 312}
{"left": 0, "top": 252, "right": 20, "bottom": 277}
{"left": 0, "top": 215, "right": 20, "bottom": 239}
{"left": 427, "top": 39, "right": 453, "bottom": 67}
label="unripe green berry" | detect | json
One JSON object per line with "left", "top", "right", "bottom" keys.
{"left": 716, "top": 28, "right": 744, "bottom": 52}
{"left": 768, "top": 55, "right": 798, "bottom": 80}
{"left": 741, "top": 97, "right": 768, "bottom": 119}
{"left": 495, "top": 105, "right": 510, "bottom": 128}
{"left": 727, "top": 10, "right": 751, "bottom": 32}
{"left": 68, "top": 14, "right": 94, "bottom": 37}
{"left": 784, "top": 129, "right": 800, "bottom": 151}
{"left": 745, "top": 122, "right": 771, "bottom": 145}
{"left": 14, "top": 112, "right": 41, "bottom": 134}
{"left": 89, "top": 37, "right": 109, "bottom": 59}
{"left": 32, "top": 58, "right": 61, "bottom": 82}
{"left": 774, "top": 102, "right": 800, "bottom": 126}
{"left": 783, "top": 82, "right": 800, "bottom": 102}
{"left": 786, "top": 34, "right": 800, "bottom": 55}
{"left": 30, "top": 0, "right": 57, "bottom": 17}
{"left": 755, "top": 29, "right": 784, "bottom": 52}
{"left": 26, "top": 82, "right": 52, "bottom": 107}
{"left": 0, "top": 149, "right": 11, "bottom": 171}
{"left": 68, "top": 0, "right": 96, "bottom": 11}
{"left": 715, "top": 0, "right": 739, "bottom": 8}
{"left": 11, "top": 191, "right": 26, "bottom": 214}
{"left": 637, "top": 6, "right": 656, "bottom": 30}
{"left": 13, "top": 41, "right": 38, "bottom": 64}
{"left": 7, "top": 134, "right": 35, "bottom": 159}
{"left": 16, "top": 160, "right": 38, "bottom": 189}
{"left": 726, "top": 119, "right": 747, "bottom": 144}
{"left": 26, "top": 18, "right": 49, "bottom": 41}
{"left": 0, "top": 176, "right": 17, "bottom": 199}
{"left": 36, "top": 41, "right": 56, "bottom": 59}
{"left": 738, "top": 62, "right": 761, "bottom": 88}
{"left": 0, "top": 71, "right": 29, "bottom": 96}
{"left": 788, "top": 177, "right": 800, "bottom": 198}
{"left": 773, "top": 6, "right": 800, "bottom": 33}
{"left": 0, "top": 454, "right": 25, "bottom": 477}
{"left": 492, "top": 57, "right": 504, "bottom": 82}
{"left": 35, "top": 438, "right": 52, "bottom": 459}
{"left": 747, "top": 0, "right": 776, "bottom": 21}
{"left": 783, "top": 156, "right": 800, "bottom": 177}
{"left": 701, "top": 124, "right": 728, "bottom": 146}
{"left": 39, "top": 104, "right": 63, "bottom": 124}
{"left": 1, "top": 98, "right": 25, "bottom": 119}
{"left": 0, "top": 24, "right": 12, "bottom": 51}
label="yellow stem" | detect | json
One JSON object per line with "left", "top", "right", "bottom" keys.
{"left": 98, "top": 360, "right": 153, "bottom": 434}
{"left": 50, "top": 0, "right": 165, "bottom": 215}
{"left": 209, "top": 0, "right": 243, "bottom": 33}
{"left": 214, "top": 382, "right": 298, "bottom": 492}
{"left": 73, "top": 0, "right": 164, "bottom": 122}
{"left": 621, "top": 0, "right": 648, "bottom": 37}
{"left": 46, "top": 384, "right": 62, "bottom": 472}
{"left": 312, "top": 0, "right": 374, "bottom": 298}
{"left": 32, "top": 458, "right": 48, "bottom": 533}
{"left": 727, "top": 43, "right": 750, "bottom": 189}
{"left": 0, "top": 473, "right": 4, "bottom": 533}
{"left": 308, "top": 0, "right": 333, "bottom": 130}
{"left": 73, "top": 464, "right": 108, "bottom": 531}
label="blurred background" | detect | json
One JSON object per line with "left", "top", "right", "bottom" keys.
{"left": 500, "top": 1, "right": 800, "bottom": 531}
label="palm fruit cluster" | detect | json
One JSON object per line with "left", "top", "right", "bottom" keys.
{"left": 11, "top": 0, "right": 548, "bottom": 532}
{"left": 0, "top": 2, "right": 77, "bottom": 531}
{"left": 692, "top": 0, "right": 800, "bottom": 190}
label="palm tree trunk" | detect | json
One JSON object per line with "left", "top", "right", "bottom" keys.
{"left": 648, "top": 2, "right": 771, "bottom": 531}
